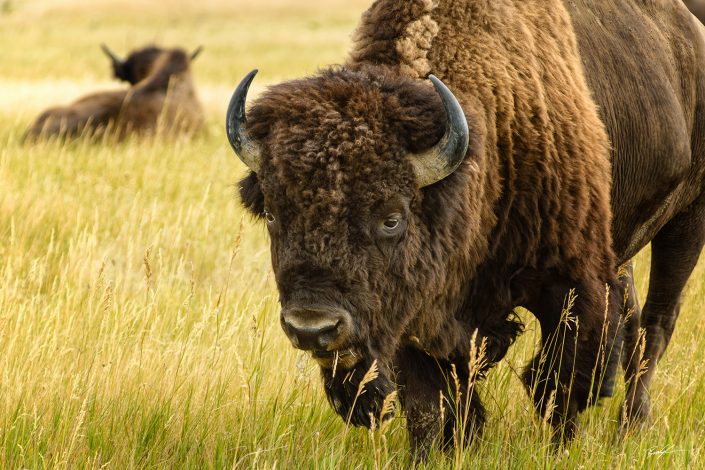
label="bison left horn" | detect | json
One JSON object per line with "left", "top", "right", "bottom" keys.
{"left": 226, "top": 69, "right": 262, "bottom": 173}
{"left": 100, "top": 44, "right": 123, "bottom": 65}
{"left": 410, "top": 75, "right": 470, "bottom": 188}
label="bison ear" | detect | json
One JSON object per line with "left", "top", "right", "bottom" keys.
{"left": 386, "top": 80, "right": 447, "bottom": 153}
{"left": 239, "top": 171, "right": 265, "bottom": 218}
{"left": 388, "top": 78, "right": 482, "bottom": 182}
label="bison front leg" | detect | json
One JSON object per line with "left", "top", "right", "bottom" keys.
{"left": 396, "top": 347, "right": 485, "bottom": 462}
{"left": 522, "top": 279, "right": 622, "bottom": 441}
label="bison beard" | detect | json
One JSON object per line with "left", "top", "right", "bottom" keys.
{"left": 321, "top": 356, "right": 396, "bottom": 428}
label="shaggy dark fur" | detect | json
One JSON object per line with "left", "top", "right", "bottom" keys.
{"left": 25, "top": 45, "right": 203, "bottom": 141}
{"left": 321, "top": 355, "right": 395, "bottom": 429}
{"left": 234, "top": 0, "right": 705, "bottom": 458}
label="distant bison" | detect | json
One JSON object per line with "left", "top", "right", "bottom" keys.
{"left": 227, "top": 0, "right": 705, "bottom": 459}
{"left": 25, "top": 45, "right": 204, "bottom": 141}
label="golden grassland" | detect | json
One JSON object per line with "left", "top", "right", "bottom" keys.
{"left": 2, "top": 0, "right": 705, "bottom": 467}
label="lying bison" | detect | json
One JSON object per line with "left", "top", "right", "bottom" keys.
{"left": 25, "top": 45, "right": 204, "bottom": 141}
{"left": 226, "top": 0, "right": 705, "bottom": 458}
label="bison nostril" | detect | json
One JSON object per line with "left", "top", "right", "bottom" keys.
{"left": 282, "top": 319, "right": 337, "bottom": 350}
{"left": 280, "top": 307, "right": 351, "bottom": 351}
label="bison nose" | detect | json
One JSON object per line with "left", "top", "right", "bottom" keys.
{"left": 280, "top": 306, "right": 352, "bottom": 351}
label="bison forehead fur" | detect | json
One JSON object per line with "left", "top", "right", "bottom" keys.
{"left": 244, "top": 67, "right": 445, "bottom": 240}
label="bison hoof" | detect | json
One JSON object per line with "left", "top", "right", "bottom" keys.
{"left": 619, "top": 393, "right": 652, "bottom": 432}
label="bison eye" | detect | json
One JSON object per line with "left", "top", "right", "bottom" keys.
{"left": 383, "top": 217, "right": 400, "bottom": 230}
{"left": 264, "top": 209, "right": 276, "bottom": 224}
{"left": 379, "top": 213, "right": 405, "bottom": 237}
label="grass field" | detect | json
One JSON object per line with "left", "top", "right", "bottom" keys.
{"left": 2, "top": 0, "right": 705, "bottom": 468}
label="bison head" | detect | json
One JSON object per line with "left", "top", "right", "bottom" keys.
{"left": 227, "top": 66, "right": 478, "bottom": 427}
{"left": 101, "top": 44, "right": 202, "bottom": 85}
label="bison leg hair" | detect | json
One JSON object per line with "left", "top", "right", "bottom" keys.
{"left": 619, "top": 263, "right": 649, "bottom": 426}
{"left": 522, "top": 278, "right": 622, "bottom": 441}
{"left": 320, "top": 355, "right": 395, "bottom": 429}
{"left": 396, "top": 347, "right": 485, "bottom": 462}
{"left": 622, "top": 194, "right": 705, "bottom": 427}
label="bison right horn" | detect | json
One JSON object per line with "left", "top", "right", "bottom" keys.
{"left": 226, "top": 69, "right": 262, "bottom": 173}
{"left": 410, "top": 75, "right": 470, "bottom": 188}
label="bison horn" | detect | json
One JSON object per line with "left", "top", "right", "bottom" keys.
{"left": 226, "top": 69, "right": 262, "bottom": 173}
{"left": 411, "top": 75, "right": 470, "bottom": 188}
{"left": 190, "top": 46, "right": 203, "bottom": 61}
{"left": 100, "top": 44, "right": 123, "bottom": 65}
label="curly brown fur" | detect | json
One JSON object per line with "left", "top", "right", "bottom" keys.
{"left": 234, "top": 0, "right": 705, "bottom": 457}
{"left": 25, "top": 45, "right": 203, "bottom": 141}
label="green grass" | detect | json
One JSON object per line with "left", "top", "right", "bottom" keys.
{"left": 2, "top": 0, "right": 705, "bottom": 467}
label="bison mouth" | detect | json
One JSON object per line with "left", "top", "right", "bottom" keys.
{"left": 311, "top": 347, "right": 360, "bottom": 370}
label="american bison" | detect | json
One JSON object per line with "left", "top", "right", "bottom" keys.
{"left": 25, "top": 45, "right": 204, "bottom": 141}
{"left": 226, "top": 0, "right": 705, "bottom": 458}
